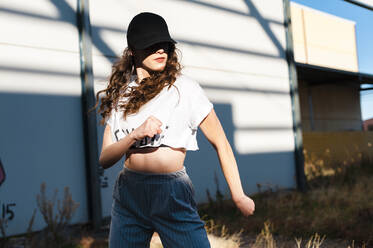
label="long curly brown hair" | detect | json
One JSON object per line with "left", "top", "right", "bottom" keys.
{"left": 90, "top": 43, "right": 182, "bottom": 125}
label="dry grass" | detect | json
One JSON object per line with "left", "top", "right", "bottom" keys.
{"left": 0, "top": 217, "right": 10, "bottom": 248}
{"left": 1, "top": 182, "right": 80, "bottom": 248}
{"left": 76, "top": 228, "right": 242, "bottom": 248}
{"left": 198, "top": 159, "right": 373, "bottom": 247}
{"left": 147, "top": 223, "right": 242, "bottom": 248}
{"left": 33, "top": 182, "right": 80, "bottom": 247}
{"left": 208, "top": 233, "right": 241, "bottom": 248}
{"left": 243, "top": 219, "right": 369, "bottom": 248}
{"left": 204, "top": 219, "right": 242, "bottom": 248}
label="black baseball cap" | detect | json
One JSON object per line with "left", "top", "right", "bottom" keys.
{"left": 127, "top": 12, "right": 177, "bottom": 50}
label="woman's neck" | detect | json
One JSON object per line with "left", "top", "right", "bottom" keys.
{"left": 135, "top": 67, "right": 151, "bottom": 82}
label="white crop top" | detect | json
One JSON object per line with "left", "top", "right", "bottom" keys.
{"left": 105, "top": 74, "right": 213, "bottom": 151}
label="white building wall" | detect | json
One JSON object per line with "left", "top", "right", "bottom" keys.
{"left": 291, "top": 2, "right": 359, "bottom": 72}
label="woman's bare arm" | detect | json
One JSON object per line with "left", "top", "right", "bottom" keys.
{"left": 99, "top": 116, "right": 163, "bottom": 169}
{"left": 99, "top": 124, "right": 136, "bottom": 169}
{"left": 199, "top": 108, "right": 255, "bottom": 216}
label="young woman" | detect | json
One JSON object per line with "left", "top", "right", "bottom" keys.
{"left": 94, "top": 12, "right": 255, "bottom": 248}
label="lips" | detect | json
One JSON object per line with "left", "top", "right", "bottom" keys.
{"left": 154, "top": 57, "right": 165, "bottom": 62}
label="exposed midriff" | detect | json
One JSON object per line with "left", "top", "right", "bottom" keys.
{"left": 124, "top": 145, "right": 186, "bottom": 173}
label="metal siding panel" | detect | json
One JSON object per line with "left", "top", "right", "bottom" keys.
{"left": 0, "top": 0, "right": 79, "bottom": 52}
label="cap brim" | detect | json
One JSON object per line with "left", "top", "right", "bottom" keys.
{"left": 131, "top": 37, "right": 177, "bottom": 50}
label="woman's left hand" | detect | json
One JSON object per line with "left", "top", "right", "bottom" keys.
{"left": 233, "top": 194, "right": 255, "bottom": 217}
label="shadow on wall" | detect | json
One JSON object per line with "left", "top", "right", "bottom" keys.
{"left": 185, "top": 103, "right": 297, "bottom": 204}
{"left": 0, "top": 94, "right": 297, "bottom": 222}
{"left": 0, "top": 0, "right": 297, "bottom": 207}
{"left": 179, "top": 0, "right": 286, "bottom": 57}
{"left": 0, "top": 92, "right": 90, "bottom": 235}
{"left": 0, "top": 0, "right": 287, "bottom": 64}
{"left": 2, "top": 0, "right": 287, "bottom": 61}
{"left": 91, "top": 0, "right": 286, "bottom": 61}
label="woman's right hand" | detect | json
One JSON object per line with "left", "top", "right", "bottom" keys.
{"left": 234, "top": 194, "right": 255, "bottom": 217}
{"left": 130, "top": 115, "right": 163, "bottom": 141}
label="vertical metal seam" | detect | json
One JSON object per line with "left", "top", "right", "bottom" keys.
{"left": 283, "top": 0, "right": 308, "bottom": 192}
{"left": 77, "top": 0, "right": 102, "bottom": 229}
{"left": 352, "top": 23, "right": 360, "bottom": 73}
{"left": 301, "top": 8, "right": 309, "bottom": 63}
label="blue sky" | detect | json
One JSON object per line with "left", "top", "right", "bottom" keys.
{"left": 291, "top": 0, "right": 373, "bottom": 120}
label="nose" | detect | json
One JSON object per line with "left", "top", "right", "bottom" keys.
{"left": 156, "top": 48, "right": 165, "bottom": 54}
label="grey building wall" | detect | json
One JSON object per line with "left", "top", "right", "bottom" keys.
{"left": 0, "top": 0, "right": 89, "bottom": 236}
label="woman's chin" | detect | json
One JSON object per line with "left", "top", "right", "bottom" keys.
{"left": 151, "top": 65, "right": 166, "bottom": 72}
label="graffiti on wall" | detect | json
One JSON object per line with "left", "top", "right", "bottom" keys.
{"left": 0, "top": 159, "right": 5, "bottom": 187}
{"left": 98, "top": 166, "right": 108, "bottom": 188}
{"left": 0, "top": 159, "right": 17, "bottom": 223}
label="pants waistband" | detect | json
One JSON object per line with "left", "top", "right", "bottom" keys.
{"left": 121, "top": 165, "right": 187, "bottom": 181}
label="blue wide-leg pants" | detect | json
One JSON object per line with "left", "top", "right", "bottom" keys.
{"left": 109, "top": 165, "right": 211, "bottom": 248}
